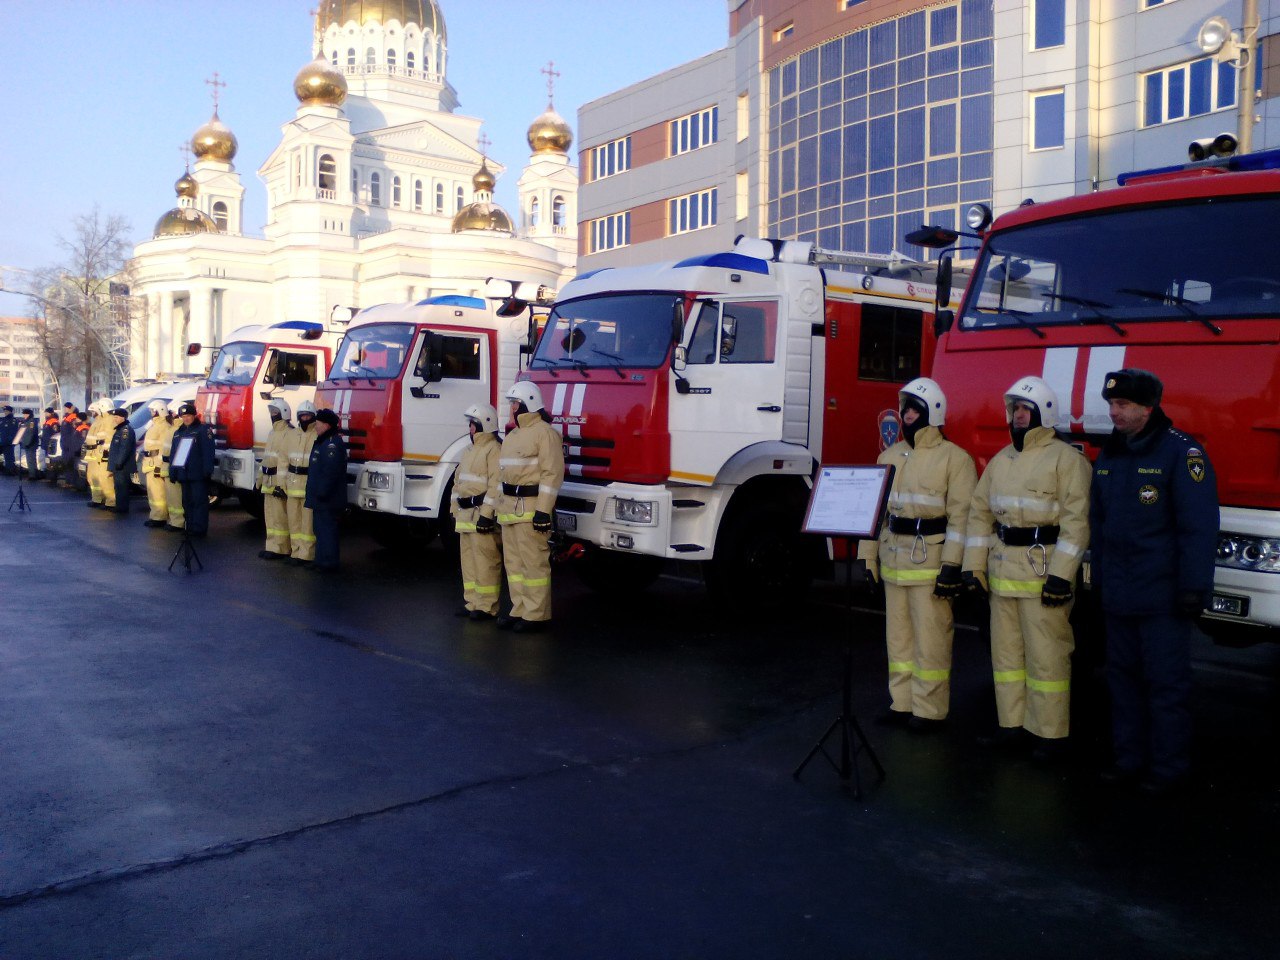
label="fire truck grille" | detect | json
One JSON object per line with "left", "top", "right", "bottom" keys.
{"left": 564, "top": 435, "right": 612, "bottom": 471}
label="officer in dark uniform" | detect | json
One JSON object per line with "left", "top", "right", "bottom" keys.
{"left": 168, "top": 401, "right": 217, "bottom": 536}
{"left": 1090, "top": 369, "right": 1219, "bottom": 795}
{"left": 303, "top": 408, "right": 347, "bottom": 571}
{"left": 0, "top": 405, "right": 17, "bottom": 474}
{"left": 15, "top": 409, "right": 39, "bottom": 479}
{"left": 106, "top": 406, "right": 137, "bottom": 513}
{"left": 58, "top": 403, "right": 79, "bottom": 486}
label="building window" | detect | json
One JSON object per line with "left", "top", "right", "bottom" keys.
{"left": 1032, "top": 0, "right": 1066, "bottom": 51}
{"left": 529, "top": 197, "right": 541, "bottom": 228}
{"left": 365, "top": 47, "right": 376, "bottom": 71}
{"left": 668, "top": 188, "right": 719, "bottom": 235}
{"left": 435, "top": 183, "right": 444, "bottom": 212}
{"left": 456, "top": 186, "right": 464, "bottom": 211}
{"left": 842, "top": 0, "right": 866, "bottom": 8}
{"left": 1142, "top": 56, "right": 1237, "bottom": 127}
{"left": 737, "top": 93, "right": 749, "bottom": 142}
{"left": 1142, "top": 0, "right": 1172, "bottom": 7}
{"left": 392, "top": 175, "right": 402, "bottom": 206}
{"left": 589, "top": 212, "right": 631, "bottom": 252}
{"left": 590, "top": 136, "right": 631, "bottom": 181}
{"left": 352, "top": 167, "right": 359, "bottom": 197}
{"left": 347, "top": 48, "right": 356, "bottom": 68}
{"left": 670, "top": 106, "right": 719, "bottom": 157}
{"left": 370, "top": 172, "right": 382, "bottom": 206}
{"left": 331, "top": 50, "right": 338, "bottom": 66}
{"left": 387, "top": 49, "right": 397, "bottom": 70}
{"left": 212, "top": 201, "right": 228, "bottom": 230}
{"left": 414, "top": 179, "right": 423, "bottom": 210}
{"left": 552, "top": 196, "right": 566, "bottom": 228}
{"left": 1030, "top": 89, "right": 1065, "bottom": 150}
{"left": 407, "top": 51, "right": 416, "bottom": 74}
{"left": 736, "top": 171, "right": 749, "bottom": 221}
{"left": 774, "top": 22, "right": 795, "bottom": 42}
{"left": 318, "top": 154, "right": 337, "bottom": 192}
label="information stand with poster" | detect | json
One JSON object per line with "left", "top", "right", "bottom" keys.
{"left": 793, "top": 464, "right": 893, "bottom": 798}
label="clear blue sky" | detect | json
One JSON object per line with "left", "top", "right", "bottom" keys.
{"left": 0, "top": 0, "right": 727, "bottom": 312}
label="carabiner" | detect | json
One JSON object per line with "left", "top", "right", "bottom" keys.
{"left": 1027, "top": 543, "right": 1048, "bottom": 578}
{"left": 910, "top": 534, "right": 928, "bottom": 565}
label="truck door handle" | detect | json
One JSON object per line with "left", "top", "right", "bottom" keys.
{"left": 757, "top": 404, "right": 781, "bottom": 412}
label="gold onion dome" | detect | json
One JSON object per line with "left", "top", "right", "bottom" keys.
{"left": 472, "top": 160, "right": 496, "bottom": 193}
{"left": 192, "top": 111, "right": 238, "bottom": 162}
{"left": 154, "top": 207, "right": 218, "bottom": 238}
{"left": 451, "top": 203, "right": 514, "bottom": 234}
{"left": 315, "top": 0, "right": 445, "bottom": 38}
{"left": 295, "top": 57, "right": 348, "bottom": 106}
{"left": 528, "top": 107, "right": 572, "bottom": 155}
{"left": 175, "top": 171, "right": 198, "bottom": 198}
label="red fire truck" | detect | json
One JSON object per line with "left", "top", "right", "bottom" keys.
{"left": 313, "top": 296, "right": 529, "bottom": 547}
{"left": 194, "top": 321, "right": 337, "bottom": 511}
{"left": 924, "top": 148, "right": 1280, "bottom": 640}
{"left": 528, "top": 238, "right": 959, "bottom": 601}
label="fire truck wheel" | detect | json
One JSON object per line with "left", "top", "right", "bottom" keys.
{"left": 239, "top": 490, "right": 265, "bottom": 521}
{"left": 706, "top": 504, "right": 812, "bottom": 611}
{"left": 574, "top": 548, "right": 663, "bottom": 596}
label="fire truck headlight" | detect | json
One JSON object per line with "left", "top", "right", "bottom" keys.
{"left": 366, "top": 471, "right": 392, "bottom": 491}
{"left": 965, "top": 204, "right": 993, "bottom": 231}
{"left": 610, "top": 497, "right": 655, "bottom": 525}
{"left": 1216, "top": 534, "right": 1280, "bottom": 573}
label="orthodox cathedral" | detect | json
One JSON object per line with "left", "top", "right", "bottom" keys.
{"left": 128, "top": 0, "right": 577, "bottom": 379}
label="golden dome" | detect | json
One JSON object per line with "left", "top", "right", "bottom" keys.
{"left": 154, "top": 207, "right": 219, "bottom": 238}
{"left": 175, "top": 172, "right": 198, "bottom": 199}
{"left": 528, "top": 107, "right": 573, "bottom": 155}
{"left": 295, "top": 57, "right": 348, "bottom": 106}
{"left": 472, "top": 160, "right": 496, "bottom": 193}
{"left": 315, "top": 0, "right": 446, "bottom": 38}
{"left": 451, "top": 202, "right": 514, "bottom": 234}
{"left": 192, "top": 111, "right": 238, "bottom": 162}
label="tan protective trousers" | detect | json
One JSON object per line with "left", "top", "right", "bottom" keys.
{"left": 165, "top": 479, "right": 185, "bottom": 529}
{"left": 263, "top": 492, "right": 290, "bottom": 555}
{"left": 459, "top": 531, "right": 503, "bottom": 615}
{"left": 884, "top": 581, "right": 955, "bottom": 720}
{"left": 500, "top": 521, "right": 552, "bottom": 622}
{"left": 286, "top": 494, "right": 315, "bottom": 561}
{"left": 990, "top": 593, "right": 1075, "bottom": 739}
{"left": 88, "top": 459, "right": 115, "bottom": 506}
{"left": 145, "top": 472, "right": 169, "bottom": 522}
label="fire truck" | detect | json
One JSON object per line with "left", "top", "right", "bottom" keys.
{"left": 314, "top": 295, "right": 529, "bottom": 547}
{"left": 194, "top": 321, "right": 337, "bottom": 510}
{"left": 923, "top": 147, "right": 1280, "bottom": 640}
{"left": 527, "top": 238, "right": 960, "bottom": 601}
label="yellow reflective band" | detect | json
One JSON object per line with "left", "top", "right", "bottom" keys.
{"left": 523, "top": 577, "right": 550, "bottom": 587}
{"left": 993, "top": 669, "right": 1027, "bottom": 683}
{"left": 913, "top": 666, "right": 951, "bottom": 681}
{"left": 474, "top": 584, "right": 500, "bottom": 595}
{"left": 888, "top": 661, "right": 913, "bottom": 674}
{"left": 497, "top": 512, "right": 534, "bottom": 523}
{"left": 287, "top": 490, "right": 306, "bottom": 498}
{"left": 266, "top": 527, "right": 289, "bottom": 536}
{"left": 508, "top": 573, "right": 525, "bottom": 584}
{"left": 462, "top": 581, "right": 477, "bottom": 590}
{"left": 170, "top": 508, "right": 185, "bottom": 517}
{"left": 991, "top": 577, "right": 1043, "bottom": 595}
{"left": 882, "top": 567, "right": 940, "bottom": 583}
{"left": 1026, "top": 676, "right": 1070, "bottom": 693}
{"left": 293, "top": 533, "right": 316, "bottom": 543}
{"left": 455, "top": 522, "right": 477, "bottom": 533}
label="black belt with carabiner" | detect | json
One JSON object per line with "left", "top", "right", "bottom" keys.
{"left": 502, "top": 483, "right": 538, "bottom": 497}
{"left": 456, "top": 493, "right": 485, "bottom": 509}
{"left": 996, "top": 523, "right": 1059, "bottom": 546}
{"left": 887, "top": 514, "right": 948, "bottom": 536}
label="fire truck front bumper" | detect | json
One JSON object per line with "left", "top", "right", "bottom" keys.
{"left": 215, "top": 450, "right": 256, "bottom": 492}
{"left": 555, "top": 481, "right": 727, "bottom": 559}
{"left": 1203, "top": 506, "right": 1280, "bottom": 636}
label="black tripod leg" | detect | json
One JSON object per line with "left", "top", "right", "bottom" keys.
{"left": 793, "top": 716, "right": 843, "bottom": 780}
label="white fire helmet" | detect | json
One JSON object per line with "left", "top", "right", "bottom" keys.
{"left": 899, "top": 377, "right": 946, "bottom": 427}
{"left": 267, "top": 397, "right": 292, "bottom": 421}
{"left": 505, "top": 380, "right": 544, "bottom": 414}
{"left": 296, "top": 400, "right": 317, "bottom": 418}
{"left": 464, "top": 402, "right": 499, "bottom": 433}
{"left": 148, "top": 399, "right": 168, "bottom": 416}
{"left": 1004, "top": 375, "right": 1059, "bottom": 429}
{"left": 96, "top": 397, "right": 114, "bottom": 415}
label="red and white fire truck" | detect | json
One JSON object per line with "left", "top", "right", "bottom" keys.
{"left": 313, "top": 295, "right": 528, "bottom": 546}
{"left": 527, "top": 238, "right": 959, "bottom": 601}
{"left": 926, "top": 148, "right": 1280, "bottom": 639}
{"left": 194, "top": 321, "right": 337, "bottom": 509}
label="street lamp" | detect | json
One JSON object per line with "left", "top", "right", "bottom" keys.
{"left": 1197, "top": 1, "right": 1259, "bottom": 154}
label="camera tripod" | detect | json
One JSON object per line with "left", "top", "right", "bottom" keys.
{"left": 8, "top": 473, "right": 32, "bottom": 512}
{"left": 168, "top": 530, "right": 204, "bottom": 573}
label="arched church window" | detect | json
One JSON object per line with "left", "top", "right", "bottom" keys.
{"left": 456, "top": 186, "right": 464, "bottom": 212}
{"left": 365, "top": 47, "right": 376, "bottom": 71}
{"left": 212, "top": 201, "right": 228, "bottom": 231}
{"left": 392, "top": 176, "right": 402, "bottom": 207}
{"left": 553, "top": 196, "right": 566, "bottom": 228}
{"left": 370, "top": 172, "right": 381, "bottom": 206}
{"left": 352, "top": 167, "right": 359, "bottom": 197}
{"left": 331, "top": 50, "right": 338, "bottom": 67}
{"left": 347, "top": 48, "right": 356, "bottom": 68}
{"left": 406, "top": 51, "right": 415, "bottom": 75}
{"left": 435, "top": 183, "right": 444, "bottom": 213}
{"left": 387, "top": 49, "right": 397, "bottom": 71}
{"left": 529, "top": 198, "right": 540, "bottom": 228}
{"left": 414, "top": 180, "right": 423, "bottom": 211}
{"left": 318, "top": 154, "right": 337, "bottom": 192}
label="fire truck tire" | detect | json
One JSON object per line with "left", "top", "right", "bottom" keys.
{"left": 705, "top": 502, "right": 812, "bottom": 610}
{"left": 239, "top": 489, "right": 265, "bottom": 521}
{"left": 574, "top": 548, "right": 663, "bottom": 596}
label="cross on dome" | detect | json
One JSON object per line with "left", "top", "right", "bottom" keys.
{"left": 205, "top": 71, "right": 227, "bottom": 112}
{"left": 540, "top": 61, "right": 561, "bottom": 109}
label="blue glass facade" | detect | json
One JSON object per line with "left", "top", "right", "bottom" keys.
{"left": 767, "top": 0, "right": 994, "bottom": 256}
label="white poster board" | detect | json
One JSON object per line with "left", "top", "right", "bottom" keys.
{"left": 171, "top": 437, "right": 194, "bottom": 469}
{"left": 11, "top": 426, "right": 26, "bottom": 447}
{"left": 802, "top": 464, "right": 894, "bottom": 540}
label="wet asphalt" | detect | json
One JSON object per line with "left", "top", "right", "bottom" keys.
{"left": 0, "top": 472, "right": 1277, "bottom": 959}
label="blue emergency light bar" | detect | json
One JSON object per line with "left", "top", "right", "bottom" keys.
{"left": 673, "top": 252, "right": 770, "bottom": 275}
{"left": 1118, "top": 146, "right": 1280, "bottom": 185}
{"left": 270, "top": 320, "right": 324, "bottom": 331}
{"left": 415, "top": 295, "right": 486, "bottom": 309}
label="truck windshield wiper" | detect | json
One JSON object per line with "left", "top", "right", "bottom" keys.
{"left": 1118, "top": 288, "right": 1222, "bottom": 336}
{"left": 986, "top": 306, "right": 1046, "bottom": 339}
{"left": 589, "top": 348, "right": 627, "bottom": 379}
{"left": 529, "top": 356, "right": 561, "bottom": 377}
{"left": 565, "top": 356, "right": 590, "bottom": 378}
{"left": 1045, "top": 294, "right": 1127, "bottom": 337}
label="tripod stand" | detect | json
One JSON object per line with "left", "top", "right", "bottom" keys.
{"left": 8, "top": 472, "right": 32, "bottom": 512}
{"left": 168, "top": 531, "right": 204, "bottom": 573}
{"left": 793, "top": 541, "right": 885, "bottom": 798}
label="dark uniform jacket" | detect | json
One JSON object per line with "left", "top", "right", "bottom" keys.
{"left": 304, "top": 430, "right": 347, "bottom": 510}
{"left": 108, "top": 421, "right": 137, "bottom": 472}
{"left": 0, "top": 414, "right": 17, "bottom": 447}
{"left": 16, "top": 416, "right": 38, "bottom": 449}
{"left": 168, "top": 421, "right": 216, "bottom": 483}
{"left": 41, "top": 415, "right": 59, "bottom": 453}
{"left": 66, "top": 421, "right": 88, "bottom": 460}
{"left": 1089, "top": 408, "right": 1219, "bottom": 616}
{"left": 59, "top": 414, "right": 78, "bottom": 458}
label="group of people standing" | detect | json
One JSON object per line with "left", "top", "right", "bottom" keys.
{"left": 0, "top": 403, "right": 85, "bottom": 482}
{"left": 860, "top": 369, "right": 1218, "bottom": 796}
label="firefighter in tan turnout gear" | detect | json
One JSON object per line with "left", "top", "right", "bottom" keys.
{"left": 496, "top": 381, "right": 564, "bottom": 633}
{"left": 963, "top": 376, "right": 1091, "bottom": 759}
{"left": 284, "top": 401, "right": 319, "bottom": 566}
{"left": 452, "top": 402, "right": 503, "bottom": 620}
{"left": 163, "top": 399, "right": 186, "bottom": 530}
{"left": 258, "top": 398, "right": 294, "bottom": 560}
{"left": 84, "top": 398, "right": 116, "bottom": 508}
{"left": 141, "top": 399, "right": 176, "bottom": 527}
{"left": 858, "top": 377, "right": 976, "bottom": 729}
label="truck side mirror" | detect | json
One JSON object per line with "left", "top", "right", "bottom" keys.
{"left": 186, "top": 343, "right": 202, "bottom": 356}
{"left": 936, "top": 255, "right": 953, "bottom": 311}
{"left": 673, "top": 344, "right": 687, "bottom": 372}
{"left": 672, "top": 299, "right": 684, "bottom": 345}
{"left": 934, "top": 309, "right": 955, "bottom": 337}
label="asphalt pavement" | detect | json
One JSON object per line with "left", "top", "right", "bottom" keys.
{"left": 0, "top": 472, "right": 1277, "bottom": 959}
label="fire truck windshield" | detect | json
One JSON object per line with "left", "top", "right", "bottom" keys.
{"left": 534, "top": 293, "right": 679, "bottom": 370}
{"left": 329, "top": 323, "right": 414, "bottom": 380}
{"left": 207, "top": 343, "right": 264, "bottom": 386}
{"left": 959, "top": 195, "right": 1280, "bottom": 331}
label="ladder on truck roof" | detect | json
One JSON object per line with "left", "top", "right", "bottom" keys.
{"left": 736, "top": 236, "right": 919, "bottom": 274}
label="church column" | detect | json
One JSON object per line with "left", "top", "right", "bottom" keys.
{"left": 146, "top": 295, "right": 161, "bottom": 379}
{"left": 158, "top": 293, "right": 174, "bottom": 377}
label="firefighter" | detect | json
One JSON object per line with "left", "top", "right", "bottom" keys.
{"left": 140, "top": 399, "right": 174, "bottom": 527}
{"left": 1091, "top": 369, "right": 1219, "bottom": 795}
{"left": 15, "top": 409, "right": 39, "bottom": 480}
{"left": 304, "top": 409, "right": 347, "bottom": 571}
{"left": 168, "top": 401, "right": 216, "bottom": 536}
{"left": 84, "top": 398, "right": 116, "bottom": 508}
{"left": 66, "top": 412, "right": 89, "bottom": 491}
{"left": 105, "top": 405, "right": 136, "bottom": 514}
{"left": 857, "top": 377, "right": 977, "bottom": 729}
{"left": 0, "top": 404, "right": 17, "bottom": 474}
{"left": 258, "top": 397, "right": 294, "bottom": 560}
{"left": 453, "top": 402, "right": 503, "bottom": 620}
{"left": 284, "top": 400, "right": 319, "bottom": 566}
{"left": 962, "top": 376, "right": 1091, "bottom": 759}
{"left": 496, "top": 381, "right": 564, "bottom": 633}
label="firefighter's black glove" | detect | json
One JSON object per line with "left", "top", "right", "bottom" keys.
{"left": 962, "top": 570, "right": 988, "bottom": 598}
{"left": 1041, "top": 575, "right": 1073, "bottom": 607}
{"left": 475, "top": 514, "right": 496, "bottom": 534}
{"left": 272, "top": 487, "right": 287, "bottom": 501}
{"left": 933, "top": 563, "right": 963, "bottom": 599}
{"left": 1176, "top": 591, "right": 1205, "bottom": 620}
{"left": 532, "top": 511, "right": 553, "bottom": 533}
